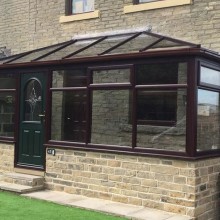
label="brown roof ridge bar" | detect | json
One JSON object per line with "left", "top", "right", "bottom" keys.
{"left": 63, "top": 36, "right": 108, "bottom": 59}
{"left": 31, "top": 39, "right": 78, "bottom": 61}
{"left": 98, "top": 32, "right": 143, "bottom": 55}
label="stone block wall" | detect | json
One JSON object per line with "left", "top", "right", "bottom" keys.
{"left": 45, "top": 148, "right": 220, "bottom": 220}
{"left": 0, "top": 143, "right": 14, "bottom": 173}
{"left": 1, "top": 0, "right": 220, "bottom": 54}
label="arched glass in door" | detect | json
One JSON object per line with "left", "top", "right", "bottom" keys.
{"left": 24, "top": 79, "right": 42, "bottom": 121}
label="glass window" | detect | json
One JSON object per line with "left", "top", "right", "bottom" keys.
{"left": 52, "top": 69, "right": 87, "bottom": 88}
{"left": 136, "top": 62, "right": 187, "bottom": 85}
{"left": 136, "top": 89, "right": 187, "bottom": 151}
{"left": 137, "top": 90, "right": 177, "bottom": 126}
{"left": 92, "top": 68, "right": 130, "bottom": 84}
{"left": 0, "top": 73, "right": 16, "bottom": 138}
{"left": 197, "top": 89, "right": 220, "bottom": 151}
{"left": 91, "top": 90, "right": 132, "bottom": 146}
{"left": 51, "top": 91, "right": 87, "bottom": 142}
{"left": 200, "top": 66, "right": 220, "bottom": 87}
{"left": 0, "top": 74, "right": 16, "bottom": 89}
{"left": 0, "top": 92, "right": 15, "bottom": 137}
{"left": 72, "top": 0, "right": 94, "bottom": 14}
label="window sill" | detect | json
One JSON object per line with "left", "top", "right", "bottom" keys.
{"left": 59, "top": 10, "right": 100, "bottom": 23}
{"left": 124, "top": 0, "right": 192, "bottom": 14}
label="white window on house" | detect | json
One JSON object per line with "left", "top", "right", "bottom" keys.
{"left": 66, "top": 0, "right": 94, "bottom": 15}
{"left": 61, "top": 0, "right": 98, "bottom": 23}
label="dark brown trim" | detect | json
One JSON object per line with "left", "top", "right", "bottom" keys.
{"left": 50, "top": 87, "right": 87, "bottom": 91}
{"left": 89, "top": 83, "right": 132, "bottom": 89}
{"left": 131, "top": 65, "right": 137, "bottom": 148}
{"left": 186, "top": 59, "right": 197, "bottom": 157}
{"left": 135, "top": 84, "right": 187, "bottom": 89}
{"left": 0, "top": 89, "right": 16, "bottom": 92}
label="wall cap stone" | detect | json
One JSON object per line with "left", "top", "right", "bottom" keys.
{"left": 59, "top": 10, "right": 100, "bottom": 23}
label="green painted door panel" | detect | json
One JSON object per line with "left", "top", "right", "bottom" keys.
{"left": 18, "top": 73, "right": 47, "bottom": 168}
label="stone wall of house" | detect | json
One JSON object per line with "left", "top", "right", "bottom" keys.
{"left": 0, "top": 143, "right": 14, "bottom": 173}
{"left": 0, "top": 0, "right": 220, "bottom": 54}
{"left": 45, "top": 148, "right": 220, "bottom": 220}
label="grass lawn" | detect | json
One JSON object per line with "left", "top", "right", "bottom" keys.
{"left": 0, "top": 191, "right": 127, "bottom": 220}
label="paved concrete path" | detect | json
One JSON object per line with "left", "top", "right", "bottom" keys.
{"left": 22, "top": 190, "right": 191, "bottom": 220}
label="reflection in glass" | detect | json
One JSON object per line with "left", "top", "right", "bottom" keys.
{"left": 52, "top": 69, "right": 87, "bottom": 88}
{"left": 51, "top": 91, "right": 87, "bottom": 142}
{"left": 24, "top": 80, "right": 42, "bottom": 121}
{"left": 200, "top": 66, "right": 220, "bottom": 87}
{"left": 92, "top": 69, "right": 130, "bottom": 84}
{"left": 136, "top": 62, "right": 187, "bottom": 85}
{"left": 137, "top": 90, "right": 177, "bottom": 126}
{"left": 91, "top": 90, "right": 132, "bottom": 146}
{"left": 137, "top": 89, "right": 187, "bottom": 151}
{"left": 0, "top": 74, "right": 16, "bottom": 89}
{"left": 0, "top": 92, "right": 15, "bottom": 137}
{"left": 197, "top": 89, "right": 220, "bottom": 151}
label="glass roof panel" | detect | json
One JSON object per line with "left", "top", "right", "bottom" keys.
{"left": 103, "top": 33, "right": 159, "bottom": 55}
{"left": 9, "top": 44, "right": 66, "bottom": 64}
{"left": 150, "top": 39, "right": 182, "bottom": 49}
{"left": 0, "top": 56, "right": 19, "bottom": 64}
{"left": 71, "top": 34, "right": 134, "bottom": 58}
{"left": 39, "top": 38, "right": 99, "bottom": 61}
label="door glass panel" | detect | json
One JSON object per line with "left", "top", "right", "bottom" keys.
{"left": 24, "top": 79, "right": 42, "bottom": 121}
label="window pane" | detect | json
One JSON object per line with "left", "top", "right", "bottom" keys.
{"left": 197, "top": 89, "right": 220, "bottom": 151}
{"left": 51, "top": 91, "right": 87, "bottom": 142}
{"left": 52, "top": 69, "right": 87, "bottom": 88}
{"left": 136, "top": 89, "right": 186, "bottom": 151}
{"left": 72, "top": 0, "right": 94, "bottom": 14}
{"left": 92, "top": 69, "right": 130, "bottom": 84}
{"left": 0, "top": 74, "right": 16, "bottom": 89}
{"left": 137, "top": 90, "right": 177, "bottom": 125}
{"left": 200, "top": 66, "right": 220, "bottom": 87}
{"left": 136, "top": 62, "right": 187, "bottom": 85}
{"left": 91, "top": 90, "right": 132, "bottom": 146}
{"left": 0, "top": 92, "right": 15, "bottom": 137}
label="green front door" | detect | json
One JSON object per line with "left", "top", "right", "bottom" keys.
{"left": 18, "top": 73, "right": 47, "bottom": 168}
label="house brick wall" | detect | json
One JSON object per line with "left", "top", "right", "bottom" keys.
{"left": 45, "top": 148, "right": 220, "bottom": 220}
{"left": 0, "top": 0, "right": 220, "bottom": 54}
{"left": 0, "top": 143, "right": 14, "bottom": 173}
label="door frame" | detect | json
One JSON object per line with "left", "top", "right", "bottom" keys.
{"left": 15, "top": 70, "right": 50, "bottom": 171}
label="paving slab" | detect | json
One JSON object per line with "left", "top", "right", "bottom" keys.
{"left": 23, "top": 190, "right": 192, "bottom": 220}
{"left": 0, "top": 181, "right": 34, "bottom": 193}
